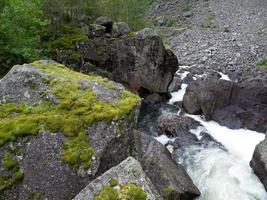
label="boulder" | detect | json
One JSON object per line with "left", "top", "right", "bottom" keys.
{"left": 87, "top": 24, "right": 106, "bottom": 37}
{"left": 95, "top": 16, "right": 113, "bottom": 33}
{"left": 132, "top": 131, "right": 201, "bottom": 199}
{"left": 111, "top": 29, "right": 178, "bottom": 94}
{"left": 183, "top": 76, "right": 234, "bottom": 120}
{"left": 156, "top": 113, "right": 201, "bottom": 137}
{"left": 74, "top": 157, "right": 162, "bottom": 200}
{"left": 112, "top": 22, "right": 130, "bottom": 37}
{"left": 250, "top": 136, "right": 267, "bottom": 191}
{"left": 168, "top": 76, "right": 183, "bottom": 93}
{"left": 52, "top": 25, "right": 179, "bottom": 97}
{"left": 183, "top": 73, "right": 267, "bottom": 132}
{"left": 0, "top": 60, "right": 140, "bottom": 199}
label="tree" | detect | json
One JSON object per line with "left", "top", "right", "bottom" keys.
{"left": 0, "top": 0, "right": 49, "bottom": 61}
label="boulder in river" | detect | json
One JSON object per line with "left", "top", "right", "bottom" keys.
{"left": 183, "top": 73, "right": 267, "bottom": 132}
{"left": 156, "top": 113, "right": 201, "bottom": 137}
{"left": 250, "top": 136, "right": 267, "bottom": 191}
{"left": 0, "top": 60, "right": 140, "bottom": 199}
{"left": 132, "top": 131, "right": 201, "bottom": 199}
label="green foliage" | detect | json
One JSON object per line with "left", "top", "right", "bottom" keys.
{"left": 0, "top": 62, "right": 140, "bottom": 168}
{"left": 87, "top": 0, "right": 153, "bottom": 31}
{"left": 258, "top": 58, "right": 267, "bottom": 70}
{"left": 0, "top": 153, "right": 24, "bottom": 191}
{"left": 0, "top": 0, "right": 49, "bottom": 60}
{"left": 93, "top": 183, "right": 147, "bottom": 200}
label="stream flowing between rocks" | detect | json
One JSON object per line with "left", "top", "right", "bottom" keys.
{"left": 140, "top": 66, "right": 267, "bottom": 200}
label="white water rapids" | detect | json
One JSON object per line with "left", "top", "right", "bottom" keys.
{"left": 158, "top": 67, "right": 267, "bottom": 200}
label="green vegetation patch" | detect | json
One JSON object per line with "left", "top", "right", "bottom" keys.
{"left": 258, "top": 58, "right": 267, "bottom": 70}
{"left": 201, "top": 11, "right": 216, "bottom": 29}
{"left": 0, "top": 153, "right": 24, "bottom": 191}
{"left": 0, "top": 61, "right": 140, "bottom": 169}
{"left": 93, "top": 181, "right": 147, "bottom": 200}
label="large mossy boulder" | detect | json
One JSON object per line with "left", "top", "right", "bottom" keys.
{"left": 0, "top": 60, "right": 140, "bottom": 199}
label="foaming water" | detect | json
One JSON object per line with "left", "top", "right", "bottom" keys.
{"left": 167, "top": 68, "right": 267, "bottom": 199}
{"left": 187, "top": 114, "right": 265, "bottom": 162}
{"left": 173, "top": 115, "right": 267, "bottom": 200}
{"left": 174, "top": 145, "right": 267, "bottom": 200}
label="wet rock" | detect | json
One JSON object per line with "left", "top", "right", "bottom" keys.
{"left": 183, "top": 76, "right": 234, "bottom": 119}
{"left": 168, "top": 76, "right": 183, "bottom": 93}
{"left": 138, "top": 103, "right": 179, "bottom": 135}
{"left": 156, "top": 113, "right": 201, "bottom": 137}
{"left": 183, "top": 73, "right": 195, "bottom": 84}
{"left": 74, "top": 157, "right": 163, "bottom": 200}
{"left": 250, "top": 136, "right": 267, "bottom": 191}
{"left": 189, "top": 67, "right": 204, "bottom": 75}
{"left": 133, "top": 131, "right": 201, "bottom": 199}
{"left": 144, "top": 93, "right": 163, "bottom": 104}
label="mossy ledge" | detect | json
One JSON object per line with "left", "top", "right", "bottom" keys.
{"left": 93, "top": 179, "right": 147, "bottom": 200}
{"left": 0, "top": 60, "right": 140, "bottom": 170}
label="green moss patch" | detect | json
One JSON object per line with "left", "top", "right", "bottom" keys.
{"left": 258, "top": 58, "right": 267, "bottom": 70}
{"left": 0, "top": 153, "right": 24, "bottom": 191}
{"left": 61, "top": 132, "right": 94, "bottom": 169}
{"left": 93, "top": 181, "right": 147, "bottom": 200}
{"left": 0, "top": 61, "right": 140, "bottom": 169}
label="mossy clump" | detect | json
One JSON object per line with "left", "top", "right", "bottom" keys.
{"left": 3, "top": 153, "right": 19, "bottom": 171}
{"left": 0, "top": 153, "right": 24, "bottom": 191}
{"left": 48, "top": 34, "right": 88, "bottom": 52}
{"left": 93, "top": 182, "right": 147, "bottom": 200}
{"left": 61, "top": 132, "right": 94, "bottom": 169}
{"left": 0, "top": 61, "right": 140, "bottom": 169}
{"left": 258, "top": 58, "right": 267, "bottom": 70}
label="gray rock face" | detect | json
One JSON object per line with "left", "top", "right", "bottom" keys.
{"left": 183, "top": 73, "right": 267, "bottom": 132}
{"left": 250, "top": 136, "right": 267, "bottom": 191}
{"left": 0, "top": 61, "right": 140, "bottom": 199}
{"left": 74, "top": 157, "right": 163, "bottom": 200}
{"left": 156, "top": 113, "right": 201, "bottom": 137}
{"left": 62, "top": 25, "right": 178, "bottom": 97}
{"left": 133, "top": 131, "right": 201, "bottom": 199}
{"left": 111, "top": 30, "right": 178, "bottom": 94}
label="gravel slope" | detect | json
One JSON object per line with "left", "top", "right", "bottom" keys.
{"left": 148, "top": 0, "right": 267, "bottom": 78}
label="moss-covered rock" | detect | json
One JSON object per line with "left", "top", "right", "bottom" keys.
{"left": 74, "top": 157, "right": 162, "bottom": 200}
{"left": 0, "top": 60, "right": 140, "bottom": 199}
